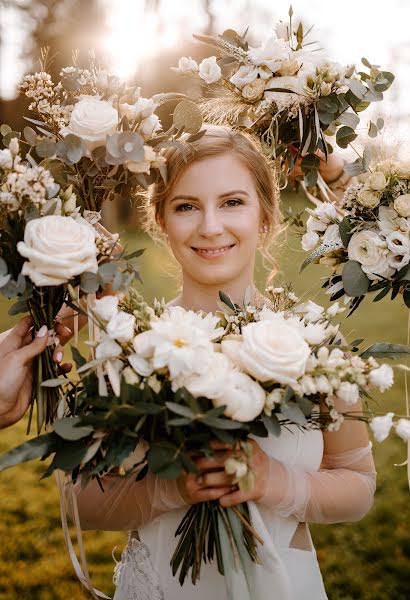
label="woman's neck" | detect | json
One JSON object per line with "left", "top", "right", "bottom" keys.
{"left": 167, "top": 277, "right": 259, "bottom": 313}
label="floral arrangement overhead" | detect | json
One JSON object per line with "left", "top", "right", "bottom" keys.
{"left": 1, "top": 286, "right": 408, "bottom": 596}
{"left": 299, "top": 154, "right": 410, "bottom": 313}
{"left": 173, "top": 7, "right": 394, "bottom": 190}
{"left": 0, "top": 49, "right": 203, "bottom": 431}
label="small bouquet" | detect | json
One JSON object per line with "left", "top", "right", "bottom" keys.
{"left": 299, "top": 154, "right": 410, "bottom": 313}
{"left": 1, "top": 286, "right": 409, "bottom": 597}
{"left": 173, "top": 7, "right": 393, "bottom": 190}
{"left": 0, "top": 50, "right": 202, "bottom": 431}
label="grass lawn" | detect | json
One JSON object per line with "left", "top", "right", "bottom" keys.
{"left": 0, "top": 193, "right": 409, "bottom": 599}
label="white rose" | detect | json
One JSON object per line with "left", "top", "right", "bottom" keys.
{"left": 139, "top": 114, "right": 161, "bottom": 139}
{"left": 222, "top": 315, "right": 310, "bottom": 385}
{"left": 348, "top": 230, "right": 388, "bottom": 268}
{"left": 120, "top": 97, "right": 155, "bottom": 121}
{"left": 225, "top": 457, "right": 248, "bottom": 480}
{"left": 368, "top": 364, "right": 394, "bottom": 392}
{"left": 176, "top": 56, "right": 199, "bottom": 74}
{"left": 395, "top": 418, "right": 410, "bottom": 441}
{"left": 0, "top": 148, "right": 13, "bottom": 170}
{"left": 93, "top": 296, "right": 119, "bottom": 322}
{"left": 126, "top": 144, "right": 157, "bottom": 174}
{"left": 393, "top": 194, "right": 410, "bottom": 218}
{"left": 357, "top": 188, "right": 381, "bottom": 208}
{"left": 242, "top": 78, "right": 266, "bottom": 101}
{"left": 17, "top": 215, "right": 98, "bottom": 286}
{"left": 336, "top": 381, "right": 360, "bottom": 405}
{"left": 198, "top": 56, "right": 222, "bottom": 84}
{"left": 395, "top": 162, "right": 410, "bottom": 178}
{"left": 366, "top": 172, "right": 387, "bottom": 191}
{"left": 106, "top": 311, "right": 136, "bottom": 343}
{"left": 60, "top": 96, "right": 118, "bottom": 151}
{"left": 212, "top": 371, "right": 266, "bottom": 422}
{"left": 230, "top": 65, "right": 259, "bottom": 88}
{"left": 370, "top": 412, "right": 394, "bottom": 442}
{"left": 301, "top": 230, "right": 319, "bottom": 251}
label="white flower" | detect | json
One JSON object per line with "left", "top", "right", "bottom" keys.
{"left": 306, "top": 202, "right": 339, "bottom": 232}
{"left": 301, "top": 230, "right": 319, "bottom": 251}
{"left": 366, "top": 172, "right": 388, "bottom": 191}
{"left": 93, "top": 296, "right": 119, "bottom": 322}
{"left": 315, "top": 375, "right": 332, "bottom": 394}
{"left": 17, "top": 215, "right": 98, "bottom": 286}
{"left": 106, "top": 311, "right": 136, "bottom": 343}
{"left": 386, "top": 231, "right": 410, "bottom": 256}
{"left": 336, "top": 381, "right": 360, "bottom": 405}
{"left": 132, "top": 306, "right": 223, "bottom": 380}
{"left": 225, "top": 457, "right": 248, "bottom": 480}
{"left": 326, "top": 302, "right": 344, "bottom": 318}
{"left": 300, "top": 375, "right": 317, "bottom": 395}
{"left": 222, "top": 314, "right": 310, "bottom": 386}
{"left": 126, "top": 144, "right": 158, "bottom": 174}
{"left": 139, "top": 114, "right": 161, "bottom": 139}
{"left": 212, "top": 370, "right": 266, "bottom": 422}
{"left": 229, "top": 65, "right": 259, "bottom": 88}
{"left": 393, "top": 194, "right": 410, "bottom": 218}
{"left": 128, "top": 352, "right": 153, "bottom": 377}
{"left": 357, "top": 188, "right": 381, "bottom": 208}
{"left": 95, "top": 333, "right": 122, "bottom": 360}
{"left": 347, "top": 230, "right": 391, "bottom": 279}
{"left": 9, "top": 137, "right": 19, "bottom": 156}
{"left": 60, "top": 96, "right": 118, "bottom": 151}
{"left": 370, "top": 412, "right": 394, "bottom": 442}
{"left": 198, "top": 57, "right": 222, "bottom": 84}
{"left": 265, "top": 387, "right": 285, "bottom": 414}
{"left": 369, "top": 364, "right": 394, "bottom": 392}
{"left": 0, "top": 148, "right": 13, "bottom": 170}
{"left": 377, "top": 205, "right": 399, "bottom": 237}
{"left": 294, "top": 300, "right": 324, "bottom": 323}
{"left": 395, "top": 418, "right": 410, "bottom": 441}
{"left": 122, "top": 365, "right": 140, "bottom": 385}
{"left": 303, "top": 322, "right": 328, "bottom": 345}
{"left": 247, "top": 35, "right": 288, "bottom": 72}
{"left": 175, "top": 56, "right": 199, "bottom": 74}
{"left": 120, "top": 96, "right": 155, "bottom": 121}
{"left": 63, "top": 192, "right": 77, "bottom": 215}
{"left": 106, "top": 358, "right": 123, "bottom": 397}
{"left": 177, "top": 352, "right": 230, "bottom": 398}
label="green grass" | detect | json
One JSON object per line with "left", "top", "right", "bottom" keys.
{"left": 0, "top": 193, "right": 409, "bottom": 599}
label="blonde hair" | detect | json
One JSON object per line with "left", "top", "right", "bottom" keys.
{"left": 143, "top": 125, "right": 284, "bottom": 281}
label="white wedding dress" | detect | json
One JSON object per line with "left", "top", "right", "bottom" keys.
{"left": 134, "top": 424, "right": 328, "bottom": 600}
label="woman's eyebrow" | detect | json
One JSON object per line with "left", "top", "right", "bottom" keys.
{"left": 169, "top": 190, "right": 249, "bottom": 203}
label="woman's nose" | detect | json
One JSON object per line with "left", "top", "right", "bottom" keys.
{"left": 197, "top": 209, "right": 224, "bottom": 237}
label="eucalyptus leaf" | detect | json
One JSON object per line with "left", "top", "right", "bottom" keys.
{"left": 261, "top": 413, "right": 281, "bottom": 437}
{"left": 348, "top": 79, "right": 367, "bottom": 99}
{"left": 338, "top": 217, "right": 354, "bottom": 247}
{"left": 41, "top": 378, "right": 75, "bottom": 387}
{"left": 337, "top": 112, "right": 360, "bottom": 129}
{"left": 0, "top": 123, "right": 11, "bottom": 136}
{"left": 281, "top": 401, "right": 307, "bottom": 425}
{"left": 0, "top": 258, "right": 8, "bottom": 276}
{"left": 173, "top": 100, "right": 202, "bottom": 134}
{"left": 80, "top": 271, "right": 100, "bottom": 293}
{"left": 0, "top": 434, "right": 56, "bottom": 471}
{"left": 8, "top": 299, "right": 30, "bottom": 316}
{"left": 54, "top": 417, "right": 94, "bottom": 441}
{"left": 23, "top": 126, "right": 37, "bottom": 146}
{"left": 360, "top": 343, "right": 410, "bottom": 360}
{"left": 342, "top": 260, "right": 370, "bottom": 297}
{"left": 165, "top": 402, "right": 195, "bottom": 419}
{"left": 336, "top": 126, "right": 357, "bottom": 149}
{"left": 36, "top": 139, "right": 56, "bottom": 157}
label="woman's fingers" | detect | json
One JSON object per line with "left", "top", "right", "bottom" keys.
{"left": 54, "top": 321, "right": 73, "bottom": 346}
{"left": 14, "top": 326, "right": 49, "bottom": 365}
{"left": 219, "top": 488, "right": 246, "bottom": 508}
{"left": 198, "top": 470, "right": 234, "bottom": 488}
{"left": 195, "top": 450, "right": 233, "bottom": 471}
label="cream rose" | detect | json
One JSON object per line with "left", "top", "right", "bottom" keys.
{"left": 221, "top": 315, "right": 311, "bottom": 386}
{"left": 366, "top": 172, "right": 387, "bottom": 191}
{"left": 357, "top": 187, "right": 381, "bottom": 208}
{"left": 60, "top": 96, "right": 118, "bottom": 151}
{"left": 17, "top": 215, "right": 98, "bottom": 286}
{"left": 198, "top": 57, "right": 222, "bottom": 84}
{"left": 241, "top": 78, "right": 266, "bottom": 101}
{"left": 393, "top": 194, "right": 410, "bottom": 217}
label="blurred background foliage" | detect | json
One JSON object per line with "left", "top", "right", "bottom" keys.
{"left": 0, "top": 0, "right": 409, "bottom": 598}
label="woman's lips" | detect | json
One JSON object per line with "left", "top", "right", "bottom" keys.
{"left": 192, "top": 244, "right": 235, "bottom": 259}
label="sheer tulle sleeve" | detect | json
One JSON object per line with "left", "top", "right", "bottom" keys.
{"left": 259, "top": 395, "right": 377, "bottom": 524}
{"left": 66, "top": 448, "right": 187, "bottom": 531}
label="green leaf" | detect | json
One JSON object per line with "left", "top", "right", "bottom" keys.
{"left": 337, "top": 112, "right": 360, "bottom": 129}
{"left": 23, "top": 126, "right": 37, "bottom": 146}
{"left": 41, "top": 378, "right": 75, "bottom": 387}
{"left": 368, "top": 121, "right": 378, "bottom": 138}
{"left": 71, "top": 345, "right": 87, "bottom": 369}
{"left": 54, "top": 417, "right": 94, "bottom": 441}
{"left": 0, "top": 257, "right": 7, "bottom": 276}
{"left": 361, "top": 57, "right": 372, "bottom": 69}
{"left": 348, "top": 79, "right": 367, "bottom": 99}
{"left": 201, "top": 416, "right": 242, "bottom": 429}
{"left": 36, "top": 139, "right": 56, "bottom": 157}
{"left": 0, "top": 434, "right": 56, "bottom": 472}
{"left": 342, "top": 260, "right": 370, "bottom": 297}
{"left": 8, "top": 299, "right": 29, "bottom": 316}
{"left": 165, "top": 402, "right": 195, "bottom": 418}
{"left": 261, "top": 413, "right": 281, "bottom": 437}
{"left": 338, "top": 217, "right": 354, "bottom": 247}
{"left": 281, "top": 401, "right": 307, "bottom": 425}
{"left": 0, "top": 123, "right": 12, "bottom": 136}
{"left": 80, "top": 271, "right": 100, "bottom": 293}
{"left": 336, "top": 126, "right": 358, "bottom": 149}
{"left": 147, "top": 443, "right": 177, "bottom": 473}
{"left": 360, "top": 343, "right": 410, "bottom": 360}
{"left": 157, "top": 460, "right": 184, "bottom": 480}
{"left": 218, "top": 290, "right": 236, "bottom": 311}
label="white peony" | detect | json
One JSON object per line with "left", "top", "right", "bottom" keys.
{"left": 212, "top": 370, "right": 266, "bottom": 422}
{"left": 395, "top": 418, "right": 410, "bottom": 441}
{"left": 198, "top": 57, "right": 222, "bottom": 84}
{"left": 301, "top": 230, "right": 319, "bottom": 251}
{"left": 368, "top": 364, "right": 394, "bottom": 392}
{"left": 60, "top": 96, "right": 118, "bottom": 151}
{"left": 17, "top": 215, "right": 98, "bottom": 286}
{"left": 106, "top": 311, "right": 136, "bottom": 343}
{"left": 247, "top": 35, "right": 289, "bottom": 72}
{"left": 176, "top": 352, "right": 231, "bottom": 399}
{"left": 336, "top": 381, "right": 360, "bottom": 405}
{"left": 132, "top": 306, "right": 224, "bottom": 380}
{"left": 393, "top": 194, "right": 410, "bottom": 218}
{"left": 306, "top": 202, "right": 339, "bottom": 231}
{"left": 370, "top": 412, "right": 394, "bottom": 442}
{"left": 93, "top": 296, "right": 119, "bottom": 322}
{"left": 221, "top": 314, "right": 310, "bottom": 386}
{"left": 0, "top": 148, "right": 13, "bottom": 170}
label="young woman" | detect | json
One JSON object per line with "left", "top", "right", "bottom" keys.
{"left": 70, "top": 126, "right": 376, "bottom": 600}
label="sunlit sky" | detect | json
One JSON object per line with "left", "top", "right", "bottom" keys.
{"left": 1, "top": 0, "right": 409, "bottom": 150}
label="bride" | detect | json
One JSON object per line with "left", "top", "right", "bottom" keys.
{"left": 69, "top": 126, "right": 376, "bottom": 600}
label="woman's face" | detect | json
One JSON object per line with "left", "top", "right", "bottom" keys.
{"left": 161, "top": 152, "right": 263, "bottom": 288}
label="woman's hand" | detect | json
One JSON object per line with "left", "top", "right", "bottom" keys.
{"left": 177, "top": 439, "right": 273, "bottom": 507}
{"left": 0, "top": 316, "right": 72, "bottom": 429}
{"left": 289, "top": 150, "right": 345, "bottom": 184}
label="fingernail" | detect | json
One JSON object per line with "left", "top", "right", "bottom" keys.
{"left": 197, "top": 476, "right": 203, "bottom": 486}
{"left": 56, "top": 352, "right": 63, "bottom": 363}
{"left": 62, "top": 325, "right": 72, "bottom": 334}
{"left": 36, "top": 325, "right": 48, "bottom": 338}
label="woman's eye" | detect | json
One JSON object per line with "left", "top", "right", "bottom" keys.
{"left": 225, "top": 199, "right": 242, "bottom": 207}
{"left": 175, "top": 203, "right": 195, "bottom": 212}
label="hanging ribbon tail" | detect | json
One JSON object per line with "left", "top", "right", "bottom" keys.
{"left": 113, "top": 532, "right": 164, "bottom": 600}
{"left": 217, "top": 510, "right": 252, "bottom": 600}
{"left": 55, "top": 471, "right": 111, "bottom": 600}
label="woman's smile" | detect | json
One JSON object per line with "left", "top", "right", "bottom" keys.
{"left": 191, "top": 243, "right": 236, "bottom": 259}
